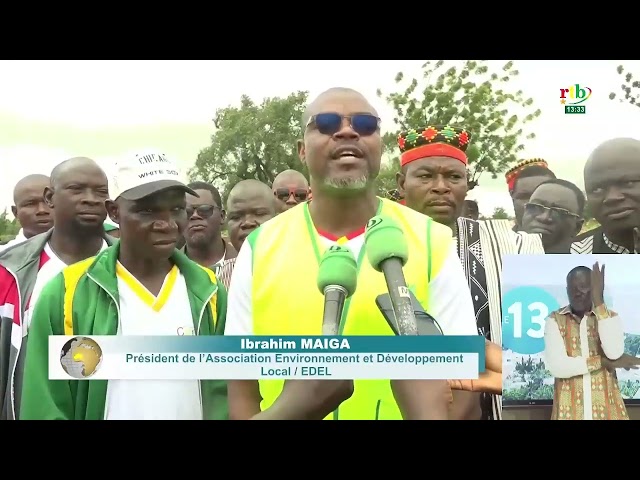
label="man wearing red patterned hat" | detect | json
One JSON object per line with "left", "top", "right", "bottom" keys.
{"left": 397, "top": 125, "right": 545, "bottom": 420}
{"left": 505, "top": 159, "right": 556, "bottom": 232}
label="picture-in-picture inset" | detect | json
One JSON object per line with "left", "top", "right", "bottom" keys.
{"left": 501, "top": 254, "right": 640, "bottom": 420}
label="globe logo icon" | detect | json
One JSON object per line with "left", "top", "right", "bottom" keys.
{"left": 60, "top": 336, "right": 103, "bottom": 379}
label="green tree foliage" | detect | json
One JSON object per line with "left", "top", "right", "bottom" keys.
{"left": 491, "top": 206, "right": 509, "bottom": 220}
{"left": 0, "top": 209, "right": 20, "bottom": 243}
{"left": 376, "top": 158, "right": 401, "bottom": 198}
{"left": 609, "top": 64, "right": 640, "bottom": 108}
{"left": 377, "top": 60, "right": 542, "bottom": 190}
{"left": 189, "top": 91, "right": 309, "bottom": 202}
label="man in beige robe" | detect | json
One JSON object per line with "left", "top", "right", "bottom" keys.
{"left": 544, "top": 263, "right": 638, "bottom": 420}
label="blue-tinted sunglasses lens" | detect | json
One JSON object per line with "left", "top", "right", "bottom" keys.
{"left": 313, "top": 113, "right": 379, "bottom": 136}
{"left": 351, "top": 114, "right": 379, "bottom": 135}
{"left": 314, "top": 113, "right": 342, "bottom": 135}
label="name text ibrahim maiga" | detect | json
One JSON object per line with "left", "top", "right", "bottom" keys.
{"left": 240, "top": 337, "right": 352, "bottom": 350}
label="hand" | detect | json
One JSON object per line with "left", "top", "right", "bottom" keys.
{"left": 591, "top": 262, "right": 605, "bottom": 307}
{"left": 448, "top": 340, "right": 503, "bottom": 395}
{"left": 485, "top": 339, "right": 502, "bottom": 373}
{"left": 275, "top": 379, "right": 354, "bottom": 420}
{"left": 634, "top": 227, "right": 640, "bottom": 253}
{"left": 603, "top": 353, "right": 640, "bottom": 371}
{"left": 391, "top": 379, "right": 451, "bottom": 420}
{"left": 448, "top": 371, "right": 502, "bottom": 396}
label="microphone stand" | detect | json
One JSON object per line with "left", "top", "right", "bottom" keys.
{"left": 322, "top": 285, "right": 348, "bottom": 336}
{"left": 381, "top": 260, "right": 418, "bottom": 336}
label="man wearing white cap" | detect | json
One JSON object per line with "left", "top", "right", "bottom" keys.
{"left": 21, "top": 151, "right": 228, "bottom": 420}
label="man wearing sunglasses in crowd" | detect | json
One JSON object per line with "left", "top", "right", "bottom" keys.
{"left": 225, "top": 87, "right": 478, "bottom": 420}
{"left": 272, "top": 169, "right": 309, "bottom": 213}
{"left": 183, "top": 181, "right": 237, "bottom": 273}
{"left": 505, "top": 159, "right": 556, "bottom": 232}
{"left": 521, "top": 179, "right": 585, "bottom": 254}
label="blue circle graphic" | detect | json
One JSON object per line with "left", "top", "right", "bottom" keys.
{"left": 502, "top": 286, "right": 561, "bottom": 355}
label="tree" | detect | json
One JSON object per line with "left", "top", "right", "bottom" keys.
{"left": 609, "top": 64, "right": 640, "bottom": 108}
{"left": 189, "top": 91, "right": 309, "bottom": 201}
{"left": 0, "top": 209, "right": 20, "bottom": 243}
{"left": 377, "top": 60, "right": 542, "bottom": 190}
{"left": 491, "top": 207, "right": 509, "bottom": 220}
{"left": 375, "top": 158, "right": 401, "bottom": 198}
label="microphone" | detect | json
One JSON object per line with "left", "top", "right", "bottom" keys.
{"left": 317, "top": 245, "right": 358, "bottom": 335}
{"left": 376, "top": 291, "right": 443, "bottom": 336}
{"left": 365, "top": 215, "right": 418, "bottom": 336}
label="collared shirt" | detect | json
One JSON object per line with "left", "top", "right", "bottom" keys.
{"left": 456, "top": 217, "right": 545, "bottom": 421}
{"left": 216, "top": 257, "right": 236, "bottom": 291}
{"left": 183, "top": 237, "right": 237, "bottom": 274}
{"left": 571, "top": 226, "right": 637, "bottom": 254}
{"left": 544, "top": 304, "right": 627, "bottom": 420}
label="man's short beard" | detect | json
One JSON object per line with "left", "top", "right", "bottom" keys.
{"left": 321, "top": 174, "right": 370, "bottom": 195}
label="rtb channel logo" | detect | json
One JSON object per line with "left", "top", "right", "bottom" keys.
{"left": 560, "top": 83, "right": 592, "bottom": 115}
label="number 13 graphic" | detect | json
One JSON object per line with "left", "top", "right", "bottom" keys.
{"left": 502, "top": 287, "right": 560, "bottom": 355}
{"left": 507, "top": 302, "right": 547, "bottom": 339}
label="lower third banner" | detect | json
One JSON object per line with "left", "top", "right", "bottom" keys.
{"left": 48, "top": 335, "right": 485, "bottom": 381}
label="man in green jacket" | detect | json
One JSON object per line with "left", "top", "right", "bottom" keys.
{"left": 0, "top": 158, "right": 114, "bottom": 420}
{"left": 21, "top": 151, "right": 228, "bottom": 420}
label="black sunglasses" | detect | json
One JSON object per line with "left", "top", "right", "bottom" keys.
{"left": 274, "top": 188, "right": 308, "bottom": 202}
{"left": 525, "top": 202, "right": 580, "bottom": 222}
{"left": 186, "top": 204, "right": 219, "bottom": 219}
{"left": 306, "top": 112, "right": 380, "bottom": 136}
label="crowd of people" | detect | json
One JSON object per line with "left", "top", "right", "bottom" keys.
{"left": 0, "top": 86, "right": 638, "bottom": 420}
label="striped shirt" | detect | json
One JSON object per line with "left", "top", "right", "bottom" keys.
{"left": 217, "top": 257, "right": 236, "bottom": 291}
{"left": 456, "top": 218, "right": 545, "bottom": 420}
{"left": 571, "top": 226, "right": 636, "bottom": 254}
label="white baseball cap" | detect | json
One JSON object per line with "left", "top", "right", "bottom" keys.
{"left": 110, "top": 151, "right": 197, "bottom": 201}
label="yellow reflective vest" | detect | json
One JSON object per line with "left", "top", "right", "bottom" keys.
{"left": 248, "top": 198, "right": 452, "bottom": 419}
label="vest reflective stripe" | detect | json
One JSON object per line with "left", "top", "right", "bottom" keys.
{"left": 250, "top": 198, "right": 453, "bottom": 420}
{"left": 62, "top": 257, "right": 96, "bottom": 336}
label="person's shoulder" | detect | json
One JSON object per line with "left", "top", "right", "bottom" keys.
{"left": 548, "top": 306, "right": 569, "bottom": 319}
{"left": 569, "top": 227, "right": 599, "bottom": 254}
{"left": 55, "top": 257, "right": 97, "bottom": 294}
{"left": 0, "top": 231, "right": 47, "bottom": 264}
{"left": 385, "top": 200, "right": 453, "bottom": 237}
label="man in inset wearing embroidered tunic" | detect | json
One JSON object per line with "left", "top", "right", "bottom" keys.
{"left": 544, "top": 263, "right": 637, "bottom": 420}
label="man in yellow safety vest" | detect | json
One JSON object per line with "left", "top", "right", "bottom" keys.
{"left": 224, "top": 87, "right": 479, "bottom": 420}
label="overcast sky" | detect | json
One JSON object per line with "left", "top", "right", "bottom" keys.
{"left": 0, "top": 60, "right": 638, "bottom": 216}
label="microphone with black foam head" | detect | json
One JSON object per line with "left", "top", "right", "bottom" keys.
{"left": 365, "top": 215, "right": 418, "bottom": 336}
{"left": 317, "top": 245, "right": 358, "bottom": 336}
